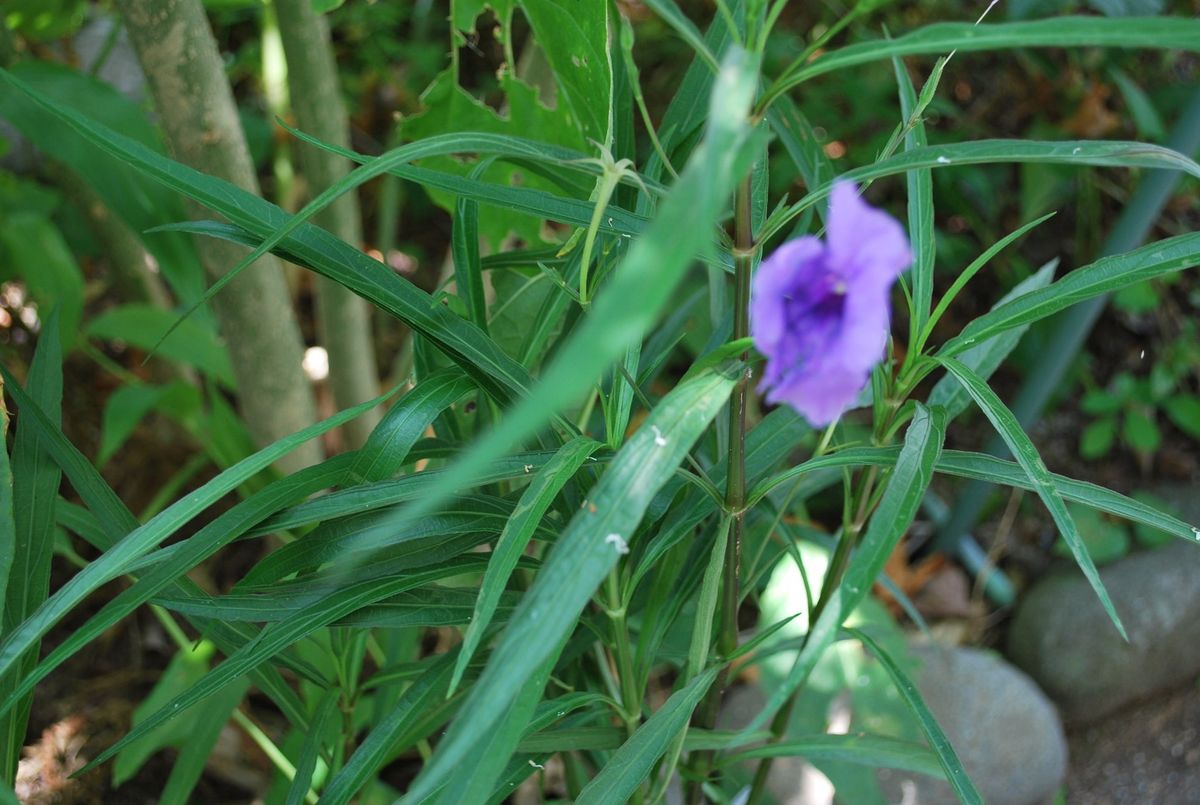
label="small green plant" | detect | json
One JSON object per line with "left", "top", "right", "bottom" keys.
{"left": 1079, "top": 321, "right": 1200, "bottom": 460}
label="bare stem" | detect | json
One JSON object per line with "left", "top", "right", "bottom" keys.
{"left": 685, "top": 175, "right": 755, "bottom": 804}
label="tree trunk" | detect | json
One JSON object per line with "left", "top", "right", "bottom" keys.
{"left": 274, "top": 0, "right": 380, "bottom": 448}
{"left": 115, "top": 0, "right": 321, "bottom": 472}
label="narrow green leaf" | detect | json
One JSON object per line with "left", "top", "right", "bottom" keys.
{"left": 937, "top": 358, "right": 1126, "bottom": 637}
{"left": 451, "top": 436, "right": 602, "bottom": 694}
{"left": 4, "top": 455, "right": 354, "bottom": 714}
{"left": 892, "top": 53, "right": 935, "bottom": 340}
{"left": 928, "top": 259, "right": 1058, "bottom": 418}
{"left": 747, "top": 405, "right": 946, "bottom": 735}
{"left": 349, "top": 371, "right": 475, "bottom": 484}
{"left": 0, "top": 370, "right": 312, "bottom": 730}
{"left": 159, "top": 675, "right": 249, "bottom": 805}
{"left": 0, "top": 69, "right": 541, "bottom": 408}
{"left": 0, "top": 374, "right": 395, "bottom": 701}
{"left": 576, "top": 667, "right": 722, "bottom": 805}
{"left": 763, "top": 142, "right": 1200, "bottom": 243}
{"left": 641, "top": 0, "right": 720, "bottom": 72}
{"left": 0, "top": 381, "right": 14, "bottom": 629}
{"left": 941, "top": 233, "right": 1200, "bottom": 357}
{"left": 765, "top": 16, "right": 1200, "bottom": 103}
{"left": 319, "top": 651, "right": 459, "bottom": 805}
{"left": 284, "top": 692, "right": 337, "bottom": 805}
{"left": 850, "top": 627, "right": 982, "bottom": 804}
{"left": 0, "top": 318, "right": 62, "bottom": 781}
{"left": 452, "top": 181, "right": 487, "bottom": 332}
{"left": 720, "top": 733, "right": 945, "bottom": 778}
{"left": 403, "top": 363, "right": 740, "bottom": 803}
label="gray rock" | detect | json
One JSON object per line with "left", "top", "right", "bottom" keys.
{"left": 878, "top": 645, "right": 1067, "bottom": 805}
{"left": 1007, "top": 540, "right": 1200, "bottom": 724}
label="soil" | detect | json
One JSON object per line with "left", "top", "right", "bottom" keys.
{"left": 1067, "top": 684, "right": 1200, "bottom": 804}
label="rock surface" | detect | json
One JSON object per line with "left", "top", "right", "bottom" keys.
{"left": 877, "top": 645, "right": 1067, "bottom": 805}
{"left": 719, "top": 646, "right": 1067, "bottom": 805}
{"left": 1067, "top": 683, "right": 1200, "bottom": 804}
{"left": 1007, "top": 539, "right": 1200, "bottom": 724}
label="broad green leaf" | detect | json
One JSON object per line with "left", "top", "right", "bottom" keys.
{"left": 521, "top": 0, "right": 612, "bottom": 144}
{"left": 0, "top": 319, "right": 62, "bottom": 781}
{"left": 941, "top": 233, "right": 1200, "bottom": 358}
{"left": 937, "top": 358, "right": 1126, "bottom": 637}
{"left": 97, "top": 381, "right": 200, "bottom": 466}
{"left": 747, "top": 405, "right": 946, "bottom": 735}
{"left": 850, "top": 628, "right": 982, "bottom": 804}
{"left": 764, "top": 16, "right": 1200, "bottom": 104}
{"left": 1164, "top": 395, "right": 1200, "bottom": 440}
{"left": 575, "top": 666, "right": 722, "bottom": 805}
{"left": 402, "top": 362, "right": 741, "bottom": 803}
{"left": 86, "top": 305, "right": 235, "bottom": 386}
{"left": 451, "top": 436, "right": 602, "bottom": 693}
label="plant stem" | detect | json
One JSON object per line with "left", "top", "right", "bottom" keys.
{"left": 744, "top": 465, "right": 881, "bottom": 805}
{"left": 685, "top": 175, "right": 755, "bottom": 804}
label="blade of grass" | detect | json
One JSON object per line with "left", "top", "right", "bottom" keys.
{"left": 762, "top": 16, "right": 1200, "bottom": 108}
{"left": 850, "top": 627, "right": 982, "bottom": 804}
{"left": 0, "top": 317, "right": 62, "bottom": 783}
{"left": 936, "top": 357, "right": 1125, "bottom": 638}
{"left": 451, "top": 436, "right": 602, "bottom": 694}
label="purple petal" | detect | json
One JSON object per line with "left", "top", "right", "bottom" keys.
{"left": 827, "top": 181, "right": 912, "bottom": 291}
{"left": 765, "top": 360, "right": 870, "bottom": 426}
{"left": 750, "top": 237, "right": 824, "bottom": 351}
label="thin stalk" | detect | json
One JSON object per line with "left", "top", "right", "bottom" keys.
{"left": 685, "top": 175, "right": 755, "bottom": 804}
{"left": 744, "top": 464, "right": 881, "bottom": 805}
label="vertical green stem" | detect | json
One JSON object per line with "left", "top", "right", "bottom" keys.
{"left": 685, "top": 176, "right": 755, "bottom": 804}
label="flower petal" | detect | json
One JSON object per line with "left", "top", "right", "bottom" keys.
{"left": 827, "top": 181, "right": 912, "bottom": 290}
{"left": 765, "top": 359, "right": 869, "bottom": 426}
{"left": 750, "top": 236, "right": 824, "bottom": 351}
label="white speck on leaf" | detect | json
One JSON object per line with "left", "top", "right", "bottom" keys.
{"left": 936, "top": 156, "right": 951, "bottom": 164}
{"left": 529, "top": 759, "right": 545, "bottom": 770}
{"left": 651, "top": 425, "right": 667, "bottom": 447}
{"left": 606, "top": 533, "right": 630, "bottom": 554}
{"left": 1073, "top": 147, "right": 1082, "bottom": 154}
{"left": 523, "top": 463, "right": 534, "bottom": 473}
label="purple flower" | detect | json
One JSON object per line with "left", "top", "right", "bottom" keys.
{"left": 751, "top": 182, "right": 911, "bottom": 426}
